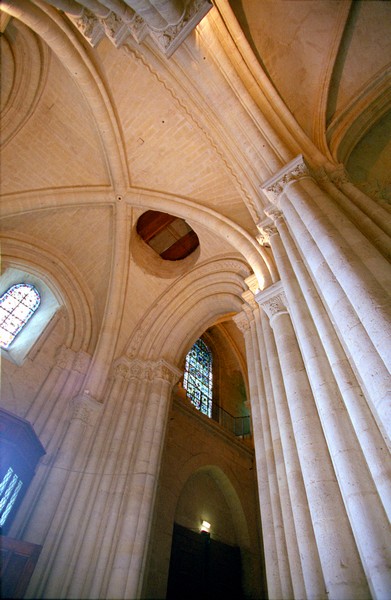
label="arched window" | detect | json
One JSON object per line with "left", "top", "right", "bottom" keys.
{"left": 0, "top": 284, "right": 41, "bottom": 349}
{"left": 183, "top": 339, "right": 213, "bottom": 418}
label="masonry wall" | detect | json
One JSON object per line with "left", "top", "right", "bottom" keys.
{"left": 143, "top": 392, "right": 265, "bottom": 599}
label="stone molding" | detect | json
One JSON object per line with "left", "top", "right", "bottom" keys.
{"left": 62, "top": 0, "right": 212, "bottom": 56}
{"left": 255, "top": 281, "right": 288, "bottom": 321}
{"left": 113, "top": 356, "right": 182, "bottom": 385}
{"left": 261, "top": 155, "right": 312, "bottom": 203}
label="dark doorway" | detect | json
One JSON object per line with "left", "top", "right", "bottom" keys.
{"left": 166, "top": 523, "right": 242, "bottom": 600}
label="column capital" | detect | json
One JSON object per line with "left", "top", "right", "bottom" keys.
{"left": 257, "top": 206, "right": 284, "bottom": 246}
{"left": 328, "top": 165, "right": 350, "bottom": 187}
{"left": 150, "top": 359, "right": 182, "bottom": 385}
{"left": 71, "top": 392, "right": 102, "bottom": 425}
{"left": 255, "top": 281, "right": 288, "bottom": 321}
{"left": 113, "top": 357, "right": 150, "bottom": 381}
{"left": 233, "top": 311, "right": 252, "bottom": 334}
{"left": 261, "top": 155, "right": 312, "bottom": 203}
{"left": 113, "top": 356, "right": 181, "bottom": 384}
{"left": 55, "top": 346, "right": 92, "bottom": 373}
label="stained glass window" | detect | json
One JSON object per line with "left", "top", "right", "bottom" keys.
{"left": 183, "top": 339, "right": 213, "bottom": 418}
{"left": 0, "top": 467, "right": 23, "bottom": 528}
{"left": 0, "top": 284, "right": 41, "bottom": 349}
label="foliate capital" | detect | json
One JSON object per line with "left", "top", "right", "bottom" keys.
{"left": 71, "top": 392, "right": 101, "bottom": 425}
{"left": 113, "top": 357, "right": 146, "bottom": 381}
{"left": 151, "top": 359, "right": 182, "bottom": 385}
{"left": 328, "top": 165, "right": 350, "bottom": 187}
{"left": 233, "top": 311, "right": 252, "bottom": 334}
{"left": 261, "top": 155, "right": 312, "bottom": 203}
{"left": 257, "top": 215, "right": 278, "bottom": 246}
{"left": 255, "top": 281, "right": 288, "bottom": 320}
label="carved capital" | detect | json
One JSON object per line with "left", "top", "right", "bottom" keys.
{"left": 233, "top": 311, "right": 251, "bottom": 334}
{"left": 255, "top": 281, "right": 288, "bottom": 320}
{"left": 257, "top": 215, "right": 278, "bottom": 246}
{"left": 55, "top": 346, "right": 76, "bottom": 371}
{"left": 113, "top": 358, "right": 146, "bottom": 381}
{"left": 71, "top": 393, "right": 101, "bottom": 425}
{"left": 69, "top": 9, "right": 105, "bottom": 47}
{"left": 63, "top": 0, "right": 211, "bottom": 56}
{"left": 73, "top": 351, "right": 91, "bottom": 374}
{"left": 261, "top": 155, "right": 312, "bottom": 203}
{"left": 151, "top": 359, "right": 182, "bottom": 385}
{"left": 328, "top": 165, "right": 350, "bottom": 187}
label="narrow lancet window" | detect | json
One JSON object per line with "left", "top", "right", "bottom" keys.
{"left": 0, "top": 284, "right": 41, "bottom": 349}
{"left": 183, "top": 339, "right": 213, "bottom": 418}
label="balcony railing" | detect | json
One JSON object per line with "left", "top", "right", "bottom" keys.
{"left": 212, "top": 404, "right": 251, "bottom": 439}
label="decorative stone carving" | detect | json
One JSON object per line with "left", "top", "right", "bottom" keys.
{"left": 150, "top": 0, "right": 212, "bottom": 57}
{"left": 329, "top": 165, "right": 351, "bottom": 187}
{"left": 63, "top": 0, "right": 212, "bottom": 56}
{"left": 55, "top": 346, "right": 75, "bottom": 371}
{"left": 55, "top": 346, "right": 91, "bottom": 374}
{"left": 69, "top": 10, "right": 105, "bottom": 47}
{"left": 151, "top": 359, "right": 182, "bottom": 385}
{"left": 257, "top": 219, "right": 278, "bottom": 246}
{"left": 73, "top": 351, "right": 91, "bottom": 374}
{"left": 71, "top": 392, "right": 101, "bottom": 425}
{"left": 113, "top": 361, "right": 131, "bottom": 380}
{"left": 264, "top": 204, "right": 284, "bottom": 224}
{"left": 233, "top": 311, "right": 251, "bottom": 334}
{"left": 261, "top": 155, "right": 312, "bottom": 203}
{"left": 255, "top": 281, "right": 288, "bottom": 321}
{"left": 113, "top": 358, "right": 146, "bottom": 381}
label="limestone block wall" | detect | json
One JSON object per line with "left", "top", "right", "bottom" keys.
{"left": 143, "top": 393, "right": 264, "bottom": 599}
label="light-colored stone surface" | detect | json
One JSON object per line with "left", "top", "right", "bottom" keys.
{"left": 1, "top": 1, "right": 390, "bottom": 599}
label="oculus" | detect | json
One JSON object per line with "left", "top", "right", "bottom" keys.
{"left": 137, "top": 211, "right": 199, "bottom": 261}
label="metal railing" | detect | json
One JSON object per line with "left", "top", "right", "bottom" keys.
{"left": 212, "top": 405, "right": 251, "bottom": 439}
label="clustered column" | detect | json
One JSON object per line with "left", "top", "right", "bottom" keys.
{"left": 247, "top": 155, "right": 391, "bottom": 599}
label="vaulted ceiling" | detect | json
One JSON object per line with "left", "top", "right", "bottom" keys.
{"left": 230, "top": 0, "right": 391, "bottom": 200}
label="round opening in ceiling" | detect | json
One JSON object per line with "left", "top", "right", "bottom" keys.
{"left": 136, "top": 210, "right": 199, "bottom": 261}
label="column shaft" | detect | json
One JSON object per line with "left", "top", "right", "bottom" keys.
{"left": 259, "top": 310, "right": 326, "bottom": 599}
{"left": 257, "top": 288, "right": 370, "bottom": 599}
{"left": 272, "top": 215, "right": 391, "bottom": 517}
{"left": 283, "top": 176, "right": 391, "bottom": 371}
{"left": 235, "top": 312, "right": 283, "bottom": 599}
{"left": 253, "top": 309, "right": 305, "bottom": 598}
{"left": 249, "top": 312, "right": 293, "bottom": 599}
{"left": 280, "top": 198, "right": 391, "bottom": 439}
{"left": 267, "top": 232, "right": 391, "bottom": 599}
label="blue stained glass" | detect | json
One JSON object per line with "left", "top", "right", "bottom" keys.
{"left": 183, "top": 339, "right": 213, "bottom": 418}
{"left": 0, "top": 284, "right": 41, "bottom": 349}
{"left": 0, "top": 467, "right": 24, "bottom": 528}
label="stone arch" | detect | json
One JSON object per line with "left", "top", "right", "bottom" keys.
{"left": 124, "top": 255, "right": 251, "bottom": 366}
{"left": 0, "top": 233, "right": 95, "bottom": 353}
{"left": 1, "top": 0, "right": 128, "bottom": 189}
{"left": 174, "top": 460, "right": 251, "bottom": 550}
{"left": 127, "top": 188, "right": 277, "bottom": 287}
